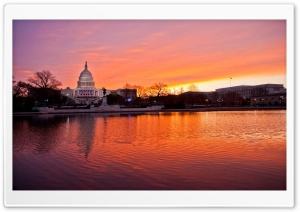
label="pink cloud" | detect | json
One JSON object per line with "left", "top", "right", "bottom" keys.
{"left": 13, "top": 20, "right": 286, "bottom": 90}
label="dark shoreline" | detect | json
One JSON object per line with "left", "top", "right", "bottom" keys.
{"left": 164, "top": 106, "right": 286, "bottom": 112}
{"left": 13, "top": 106, "right": 286, "bottom": 116}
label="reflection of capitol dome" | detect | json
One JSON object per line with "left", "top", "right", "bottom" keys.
{"left": 77, "top": 62, "right": 95, "bottom": 87}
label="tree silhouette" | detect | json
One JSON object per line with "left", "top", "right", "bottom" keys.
{"left": 123, "top": 83, "right": 134, "bottom": 89}
{"left": 187, "top": 84, "right": 198, "bottom": 92}
{"left": 28, "top": 70, "right": 62, "bottom": 89}
{"left": 13, "top": 81, "right": 32, "bottom": 97}
{"left": 150, "top": 82, "right": 168, "bottom": 97}
{"left": 133, "top": 85, "right": 145, "bottom": 98}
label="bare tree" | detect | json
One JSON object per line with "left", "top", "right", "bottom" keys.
{"left": 178, "top": 87, "right": 185, "bottom": 95}
{"left": 187, "top": 84, "right": 198, "bottom": 92}
{"left": 169, "top": 88, "right": 178, "bottom": 95}
{"left": 133, "top": 85, "right": 145, "bottom": 98}
{"left": 28, "top": 70, "right": 62, "bottom": 89}
{"left": 13, "top": 81, "right": 32, "bottom": 97}
{"left": 150, "top": 82, "right": 169, "bottom": 97}
{"left": 138, "top": 87, "right": 149, "bottom": 99}
{"left": 123, "top": 83, "right": 134, "bottom": 89}
{"left": 145, "top": 86, "right": 155, "bottom": 98}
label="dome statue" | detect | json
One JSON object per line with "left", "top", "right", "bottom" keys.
{"left": 77, "top": 61, "right": 95, "bottom": 88}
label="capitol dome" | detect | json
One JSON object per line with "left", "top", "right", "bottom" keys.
{"left": 77, "top": 62, "right": 95, "bottom": 88}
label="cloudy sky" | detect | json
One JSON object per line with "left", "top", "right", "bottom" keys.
{"left": 13, "top": 20, "right": 286, "bottom": 91}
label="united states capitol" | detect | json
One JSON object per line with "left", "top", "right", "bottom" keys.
{"left": 60, "top": 62, "right": 136, "bottom": 105}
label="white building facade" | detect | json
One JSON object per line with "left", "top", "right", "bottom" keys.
{"left": 61, "top": 62, "right": 111, "bottom": 105}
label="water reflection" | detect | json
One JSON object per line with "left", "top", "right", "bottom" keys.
{"left": 74, "top": 115, "right": 96, "bottom": 159}
{"left": 13, "top": 115, "right": 66, "bottom": 154}
{"left": 13, "top": 111, "right": 286, "bottom": 190}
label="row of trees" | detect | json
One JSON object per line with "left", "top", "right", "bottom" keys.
{"left": 122, "top": 82, "right": 201, "bottom": 99}
{"left": 116, "top": 82, "right": 250, "bottom": 108}
{"left": 13, "top": 70, "right": 254, "bottom": 111}
{"left": 122, "top": 82, "right": 169, "bottom": 98}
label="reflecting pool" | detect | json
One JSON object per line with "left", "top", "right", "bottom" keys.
{"left": 13, "top": 111, "right": 286, "bottom": 190}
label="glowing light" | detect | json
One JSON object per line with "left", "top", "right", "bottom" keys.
{"left": 13, "top": 20, "right": 286, "bottom": 91}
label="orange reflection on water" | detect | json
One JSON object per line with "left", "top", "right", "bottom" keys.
{"left": 87, "top": 111, "right": 286, "bottom": 190}
{"left": 13, "top": 111, "right": 286, "bottom": 190}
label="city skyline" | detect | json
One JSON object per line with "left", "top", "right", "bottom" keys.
{"left": 13, "top": 20, "right": 286, "bottom": 91}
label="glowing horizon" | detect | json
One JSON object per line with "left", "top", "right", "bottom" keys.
{"left": 13, "top": 20, "right": 286, "bottom": 92}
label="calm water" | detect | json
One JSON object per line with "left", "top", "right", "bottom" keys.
{"left": 13, "top": 111, "right": 286, "bottom": 190}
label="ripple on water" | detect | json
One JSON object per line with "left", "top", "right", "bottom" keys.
{"left": 13, "top": 111, "right": 286, "bottom": 190}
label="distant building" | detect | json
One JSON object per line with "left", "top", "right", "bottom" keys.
{"left": 250, "top": 93, "right": 286, "bottom": 106}
{"left": 216, "top": 84, "right": 286, "bottom": 98}
{"left": 61, "top": 62, "right": 137, "bottom": 105}
{"left": 61, "top": 62, "right": 111, "bottom": 105}
{"left": 181, "top": 84, "right": 286, "bottom": 107}
{"left": 60, "top": 87, "right": 74, "bottom": 98}
{"left": 116, "top": 89, "right": 137, "bottom": 102}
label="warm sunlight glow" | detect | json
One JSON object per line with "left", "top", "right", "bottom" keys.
{"left": 13, "top": 20, "right": 286, "bottom": 91}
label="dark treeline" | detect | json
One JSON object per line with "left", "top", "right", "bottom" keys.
{"left": 13, "top": 82, "right": 250, "bottom": 113}
{"left": 105, "top": 91, "right": 250, "bottom": 109}
{"left": 15, "top": 71, "right": 282, "bottom": 112}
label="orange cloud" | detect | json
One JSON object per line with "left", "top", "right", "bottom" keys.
{"left": 13, "top": 20, "right": 286, "bottom": 91}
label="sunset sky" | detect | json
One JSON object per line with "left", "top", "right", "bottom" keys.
{"left": 13, "top": 20, "right": 286, "bottom": 92}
